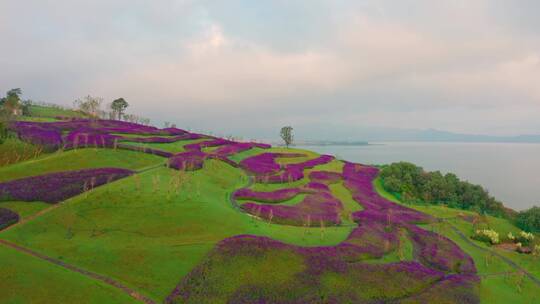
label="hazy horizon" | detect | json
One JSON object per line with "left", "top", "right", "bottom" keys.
{"left": 2, "top": 1, "right": 539, "bottom": 138}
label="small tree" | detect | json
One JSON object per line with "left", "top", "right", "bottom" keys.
{"left": 280, "top": 126, "right": 293, "bottom": 148}
{"left": 74, "top": 95, "right": 103, "bottom": 117}
{"left": 1, "top": 88, "right": 22, "bottom": 115}
{"left": 110, "top": 98, "right": 129, "bottom": 120}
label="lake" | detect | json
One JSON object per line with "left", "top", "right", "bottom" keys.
{"left": 297, "top": 142, "right": 540, "bottom": 211}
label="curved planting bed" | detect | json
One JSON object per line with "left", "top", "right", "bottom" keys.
{"left": 0, "top": 168, "right": 134, "bottom": 203}
{"left": 168, "top": 161, "right": 480, "bottom": 303}
{"left": 236, "top": 167, "right": 346, "bottom": 226}
{"left": 166, "top": 235, "right": 478, "bottom": 304}
{"left": 0, "top": 208, "right": 19, "bottom": 230}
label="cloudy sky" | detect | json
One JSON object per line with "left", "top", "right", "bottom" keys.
{"left": 1, "top": 0, "right": 539, "bottom": 139}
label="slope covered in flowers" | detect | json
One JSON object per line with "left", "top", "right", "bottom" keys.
{"left": 2, "top": 118, "right": 536, "bottom": 303}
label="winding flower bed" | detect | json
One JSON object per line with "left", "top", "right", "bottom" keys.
{"left": 0, "top": 168, "right": 134, "bottom": 203}
{"left": 239, "top": 152, "right": 306, "bottom": 175}
{"left": 0, "top": 208, "right": 19, "bottom": 230}
{"left": 166, "top": 234, "right": 480, "bottom": 304}
{"left": 168, "top": 151, "right": 208, "bottom": 171}
{"left": 254, "top": 155, "right": 335, "bottom": 184}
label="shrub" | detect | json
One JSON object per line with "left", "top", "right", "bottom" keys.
{"left": 471, "top": 229, "right": 499, "bottom": 245}
{"left": 516, "top": 206, "right": 540, "bottom": 233}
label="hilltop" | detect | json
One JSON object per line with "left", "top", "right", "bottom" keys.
{"left": 0, "top": 109, "right": 539, "bottom": 303}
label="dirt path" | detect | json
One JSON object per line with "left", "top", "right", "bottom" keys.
{"left": 0, "top": 239, "right": 156, "bottom": 304}
{"left": 444, "top": 221, "right": 540, "bottom": 286}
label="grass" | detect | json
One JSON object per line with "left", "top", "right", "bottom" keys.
{"left": 1, "top": 161, "right": 353, "bottom": 301}
{"left": 0, "top": 148, "right": 165, "bottom": 182}
{"left": 0, "top": 245, "right": 137, "bottom": 304}
{"left": 374, "top": 176, "right": 540, "bottom": 304}
{"left": 0, "top": 201, "right": 50, "bottom": 219}
{"left": 27, "top": 105, "right": 88, "bottom": 118}
{"left": 228, "top": 147, "right": 266, "bottom": 163}
{"left": 120, "top": 138, "right": 211, "bottom": 153}
{"left": 0, "top": 137, "right": 47, "bottom": 167}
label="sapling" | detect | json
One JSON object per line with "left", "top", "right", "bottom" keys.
{"left": 320, "top": 219, "right": 325, "bottom": 240}
{"left": 268, "top": 209, "right": 274, "bottom": 225}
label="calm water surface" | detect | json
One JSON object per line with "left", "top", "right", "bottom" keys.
{"left": 297, "top": 142, "right": 540, "bottom": 211}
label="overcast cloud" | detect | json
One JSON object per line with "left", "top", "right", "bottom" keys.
{"left": 1, "top": 0, "right": 539, "bottom": 139}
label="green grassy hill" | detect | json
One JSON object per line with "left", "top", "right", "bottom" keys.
{"left": 0, "top": 119, "right": 538, "bottom": 303}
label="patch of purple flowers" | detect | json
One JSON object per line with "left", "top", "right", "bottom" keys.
{"left": 166, "top": 235, "right": 471, "bottom": 304}
{"left": 0, "top": 208, "right": 19, "bottom": 230}
{"left": 0, "top": 168, "right": 134, "bottom": 203}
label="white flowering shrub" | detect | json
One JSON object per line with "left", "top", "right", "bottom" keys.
{"left": 472, "top": 229, "right": 500, "bottom": 245}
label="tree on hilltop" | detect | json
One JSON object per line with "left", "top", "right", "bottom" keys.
{"left": 280, "top": 126, "right": 294, "bottom": 148}
{"left": 111, "top": 98, "right": 129, "bottom": 120}
{"left": 74, "top": 95, "right": 103, "bottom": 117}
{"left": 0, "top": 88, "right": 23, "bottom": 116}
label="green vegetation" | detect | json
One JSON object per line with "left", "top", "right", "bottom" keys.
{"left": 516, "top": 206, "right": 540, "bottom": 233}
{"left": 0, "top": 148, "right": 164, "bottom": 182}
{"left": 27, "top": 105, "right": 88, "bottom": 119}
{"left": 0, "top": 137, "right": 46, "bottom": 167}
{"left": 0, "top": 245, "right": 138, "bottom": 303}
{"left": 121, "top": 138, "right": 210, "bottom": 153}
{"left": 380, "top": 162, "right": 508, "bottom": 218}
{"left": 0, "top": 201, "right": 50, "bottom": 219}
{"left": 375, "top": 176, "right": 540, "bottom": 304}
{"left": 1, "top": 161, "right": 352, "bottom": 300}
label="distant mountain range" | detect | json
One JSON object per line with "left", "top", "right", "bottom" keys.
{"left": 256, "top": 125, "right": 540, "bottom": 144}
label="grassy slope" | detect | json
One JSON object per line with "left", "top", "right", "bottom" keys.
{"left": 374, "top": 177, "right": 540, "bottom": 304}
{"left": 0, "top": 201, "right": 50, "bottom": 219}
{"left": 0, "top": 148, "right": 164, "bottom": 182}
{"left": 0, "top": 245, "right": 137, "bottom": 304}
{"left": 120, "top": 138, "right": 211, "bottom": 154}
{"left": 1, "top": 160, "right": 353, "bottom": 301}
{"left": 28, "top": 105, "right": 88, "bottom": 118}
{"left": 0, "top": 137, "right": 47, "bottom": 167}
{"left": 2, "top": 138, "right": 537, "bottom": 303}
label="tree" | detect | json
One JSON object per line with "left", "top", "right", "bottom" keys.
{"left": 1, "top": 88, "right": 22, "bottom": 115}
{"left": 110, "top": 98, "right": 129, "bottom": 120}
{"left": 74, "top": 95, "right": 103, "bottom": 117}
{"left": 516, "top": 206, "right": 540, "bottom": 233}
{"left": 280, "top": 126, "right": 293, "bottom": 148}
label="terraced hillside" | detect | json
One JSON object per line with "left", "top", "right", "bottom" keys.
{"left": 0, "top": 119, "right": 538, "bottom": 303}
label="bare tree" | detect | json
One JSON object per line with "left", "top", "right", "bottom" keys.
{"left": 280, "top": 126, "right": 294, "bottom": 148}
{"left": 74, "top": 95, "right": 103, "bottom": 117}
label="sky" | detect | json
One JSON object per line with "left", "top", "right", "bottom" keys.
{"left": 1, "top": 0, "right": 539, "bottom": 140}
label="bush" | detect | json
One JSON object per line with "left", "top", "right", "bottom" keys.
{"left": 471, "top": 229, "right": 499, "bottom": 245}
{"left": 516, "top": 206, "right": 540, "bottom": 233}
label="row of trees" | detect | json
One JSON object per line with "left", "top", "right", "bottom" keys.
{"left": 380, "top": 162, "right": 509, "bottom": 218}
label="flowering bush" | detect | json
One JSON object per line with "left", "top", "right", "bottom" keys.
{"left": 0, "top": 168, "right": 133, "bottom": 203}
{"left": 516, "top": 231, "right": 535, "bottom": 246}
{"left": 472, "top": 229, "right": 500, "bottom": 245}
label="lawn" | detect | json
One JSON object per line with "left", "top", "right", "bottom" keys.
{"left": 0, "top": 245, "right": 137, "bottom": 304}
{"left": 0, "top": 201, "right": 50, "bottom": 219}
{"left": 1, "top": 160, "right": 352, "bottom": 301}
{"left": 0, "top": 148, "right": 165, "bottom": 182}
{"left": 120, "top": 138, "right": 211, "bottom": 154}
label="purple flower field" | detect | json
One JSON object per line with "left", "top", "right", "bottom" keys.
{"left": 168, "top": 159, "right": 480, "bottom": 303}
{"left": 167, "top": 234, "right": 479, "bottom": 304}
{"left": 0, "top": 168, "right": 133, "bottom": 203}
{"left": 0, "top": 208, "right": 19, "bottom": 230}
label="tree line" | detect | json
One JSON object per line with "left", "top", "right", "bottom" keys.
{"left": 380, "top": 162, "right": 509, "bottom": 218}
